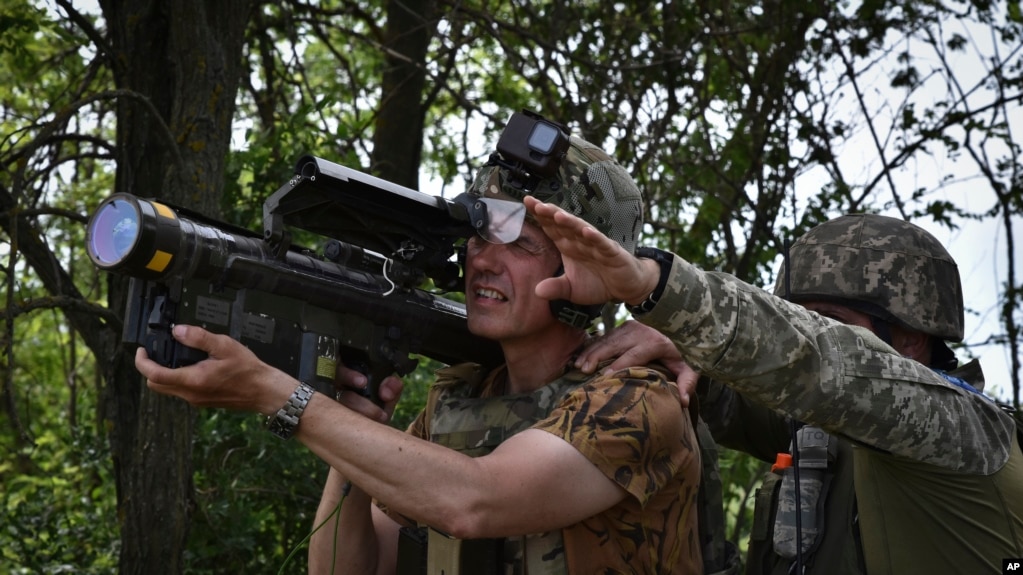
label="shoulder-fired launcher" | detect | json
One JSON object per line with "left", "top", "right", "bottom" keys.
{"left": 86, "top": 155, "right": 503, "bottom": 403}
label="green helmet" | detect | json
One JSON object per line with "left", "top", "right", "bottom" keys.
{"left": 774, "top": 214, "right": 964, "bottom": 341}
{"left": 466, "top": 135, "right": 644, "bottom": 254}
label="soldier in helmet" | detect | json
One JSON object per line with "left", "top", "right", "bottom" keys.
{"left": 527, "top": 203, "right": 1023, "bottom": 575}
{"left": 136, "top": 112, "right": 703, "bottom": 574}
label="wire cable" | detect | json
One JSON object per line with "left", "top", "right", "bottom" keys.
{"left": 277, "top": 480, "right": 352, "bottom": 574}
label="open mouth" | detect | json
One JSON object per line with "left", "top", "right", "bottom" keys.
{"left": 475, "top": 287, "right": 507, "bottom": 302}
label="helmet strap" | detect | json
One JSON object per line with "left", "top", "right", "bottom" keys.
{"left": 547, "top": 265, "right": 601, "bottom": 329}
{"left": 550, "top": 299, "right": 602, "bottom": 329}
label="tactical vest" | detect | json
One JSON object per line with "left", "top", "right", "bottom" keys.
{"left": 744, "top": 425, "right": 863, "bottom": 575}
{"left": 396, "top": 363, "right": 589, "bottom": 575}
{"left": 394, "top": 362, "right": 741, "bottom": 575}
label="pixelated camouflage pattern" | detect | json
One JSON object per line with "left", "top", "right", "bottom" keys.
{"left": 641, "top": 255, "right": 1016, "bottom": 475}
{"left": 469, "top": 136, "right": 644, "bottom": 254}
{"left": 771, "top": 467, "right": 825, "bottom": 559}
{"left": 774, "top": 214, "right": 964, "bottom": 341}
{"left": 403, "top": 361, "right": 703, "bottom": 574}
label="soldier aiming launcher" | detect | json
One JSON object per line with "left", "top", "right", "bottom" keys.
{"left": 86, "top": 155, "right": 503, "bottom": 402}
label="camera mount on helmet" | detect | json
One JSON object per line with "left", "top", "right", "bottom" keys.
{"left": 492, "top": 110, "right": 571, "bottom": 184}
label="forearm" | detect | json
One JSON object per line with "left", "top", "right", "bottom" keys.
{"left": 294, "top": 392, "right": 631, "bottom": 540}
{"left": 295, "top": 393, "right": 493, "bottom": 537}
{"left": 642, "top": 256, "right": 1015, "bottom": 472}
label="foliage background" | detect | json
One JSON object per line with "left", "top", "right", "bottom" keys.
{"left": 1, "top": 0, "right": 1020, "bottom": 572}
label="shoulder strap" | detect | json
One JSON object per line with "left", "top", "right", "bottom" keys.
{"left": 428, "top": 364, "right": 591, "bottom": 456}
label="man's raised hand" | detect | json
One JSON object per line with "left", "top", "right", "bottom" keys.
{"left": 525, "top": 196, "right": 660, "bottom": 307}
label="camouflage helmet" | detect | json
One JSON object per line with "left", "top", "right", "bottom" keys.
{"left": 774, "top": 214, "right": 964, "bottom": 341}
{"left": 467, "top": 135, "right": 644, "bottom": 254}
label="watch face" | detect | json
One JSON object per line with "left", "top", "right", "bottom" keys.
{"left": 267, "top": 416, "right": 293, "bottom": 439}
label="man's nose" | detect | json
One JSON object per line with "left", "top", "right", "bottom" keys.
{"left": 467, "top": 238, "right": 505, "bottom": 271}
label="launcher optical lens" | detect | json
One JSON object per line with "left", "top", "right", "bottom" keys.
{"left": 86, "top": 193, "right": 186, "bottom": 279}
{"left": 88, "top": 197, "right": 141, "bottom": 266}
{"left": 87, "top": 193, "right": 282, "bottom": 282}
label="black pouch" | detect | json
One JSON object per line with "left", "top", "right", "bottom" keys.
{"left": 396, "top": 526, "right": 428, "bottom": 575}
{"left": 772, "top": 426, "right": 833, "bottom": 560}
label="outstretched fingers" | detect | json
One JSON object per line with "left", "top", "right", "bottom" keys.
{"left": 527, "top": 197, "right": 613, "bottom": 257}
{"left": 525, "top": 197, "right": 657, "bottom": 305}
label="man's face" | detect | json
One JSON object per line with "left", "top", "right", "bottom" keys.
{"left": 464, "top": 220, "right": 563, "bottom": 343}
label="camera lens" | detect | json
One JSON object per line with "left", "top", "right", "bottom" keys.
{"left": 88, "top": 198, "right": 140, "bottom": 266}
{"left": 528, "top": 123, "right": 559, "bottom": 154}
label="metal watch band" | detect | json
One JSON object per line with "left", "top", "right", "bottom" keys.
{"left": 626, "top": 247, "right": 674, "bottom": 316}
{"left": 266, "top": 382, "right": 316, "bottom": 440}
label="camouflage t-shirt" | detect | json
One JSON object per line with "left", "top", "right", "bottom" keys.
{"left": 403, "top": 364, "right": 703, "bottom": 574}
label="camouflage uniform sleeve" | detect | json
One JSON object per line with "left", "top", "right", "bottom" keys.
{"left": 640, "top": 256, "right": 1015, "bottom": 474}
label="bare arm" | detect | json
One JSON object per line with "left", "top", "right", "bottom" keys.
{"left": 136, "top": 325, "right": 627, "bottom": 542}
{"left": 296, "top": 403, "right": 626, "bottom": 538}
{"left": 308, "top": 468, "right": 402, "bottom": 575}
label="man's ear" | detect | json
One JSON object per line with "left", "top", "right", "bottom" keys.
{"left": 891, "top": 326, "right": 931, "bottom": 363}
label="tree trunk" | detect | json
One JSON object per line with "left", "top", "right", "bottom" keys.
{"left": 370, "top": 0, "right": 438, "bottom": 188}
{"left": 96, "top": 1, "right": 253, "bottom": 572}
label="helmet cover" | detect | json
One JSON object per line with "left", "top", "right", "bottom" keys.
{"left": 774, "top": 214, "right": 964, "bottom": 341}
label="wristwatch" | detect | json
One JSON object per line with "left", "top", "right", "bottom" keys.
{"left": 266, "top": 382, "right": 316, "bottom": 440}
{"left": 626, "top": 247, "right": 674, "bottom": 315}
